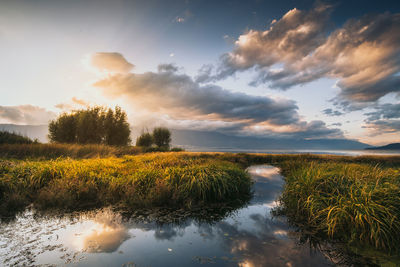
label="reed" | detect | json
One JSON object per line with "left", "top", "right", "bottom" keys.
{"left": 278, "top": 159, "right": 400, "bottom": 252}
{"left": 0, "top": 153, "right": 251, "bottom": 215}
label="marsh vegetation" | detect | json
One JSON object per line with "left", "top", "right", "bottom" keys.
{"left": 1, "top": 138, "right": 400, "bottom": 265}
{"left": 0, "top": 153, "right": 252, "bottom": 215}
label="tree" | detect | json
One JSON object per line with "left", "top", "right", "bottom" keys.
{"left": 152, "top": 127, "right": 171, "bottom": 148}
{"left": 108, "top": 106, "right": 131, "bottom": 146}
{"left": 48, "top": 106, "right": 131, "bottom": 146}
{"left": 136, "top": 132, "right": 153, "bottom": 147}
{"left": 75, "top": 107, "right": 105, "bottom": 144}
{"left": 48, "top": 113, "right": 77, "bottom": 143}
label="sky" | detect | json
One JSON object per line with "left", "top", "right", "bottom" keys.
{"left": 0, "top": 0, "right": 399, "bottom": 145}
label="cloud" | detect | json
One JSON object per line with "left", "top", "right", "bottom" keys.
{"left": 206, "top": 3, "right": 333, "bottom": 81}
{"left": 93, "top": 60, "right": 342, "bottom": 139}
{"left": 55, "top": 97, "right": 90, "bottom": 111}
{"left": 363, "top": 120, "right": 400, "bottom": 135}
{"left": 89, "top": 52, "right": 134, "bottom": 74}
{"left": 364, "top": 103, "right": 400, "bottom": 121}
{"left": 157, "top": 63, "right": 179, "bottom": 73}
{"left": 204, "top": 5, "right": 400, "bottom": 109}
{"left": 322, "top": 108, "right": 344, "bottom": 117}
{"left": 0, "top": 105, "right": 56, "bottom": 124}
{"left": 363, "top": 103, "right": 400, "bottom": 136}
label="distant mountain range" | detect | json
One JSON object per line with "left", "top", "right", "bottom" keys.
{"left": 366, "top": 143, "right": 400, "bottom": 150}
{"left": 169, "top": 129, "right": 371, "bottom": 151}
{"left": 0, "top": 124, "right": 371, "bottom": 151}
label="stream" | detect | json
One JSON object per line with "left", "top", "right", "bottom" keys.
{"left": 0, "top": 165, "right": 333, "bottom": 266}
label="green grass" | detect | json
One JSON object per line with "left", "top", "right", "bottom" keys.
{"left": 277, "top": 159, "right": 400, "bottom": 254}
{"left": 1, "top": 148, "right": 400, "bottom": 261}
{"left": 0, "top": 153, "right": 251, "bottom": 215}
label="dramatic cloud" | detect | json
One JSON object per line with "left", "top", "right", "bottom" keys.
{"left": 93, "top": 56, "right": 342, "bottom": 139}
{"left": 214, "top": 3, "right": 333, "bottom": 78}
{"left": 0, "top": 105, "right": 55, "bottom": 124}
{"left": 89, "top": 52, "right": 134, "bottom": 73}
{"left": 364, "top": 103, "right": 400, "bottom": 121}
{"left": 363, "top": 103, "right": 400, "bottom": 135}
{"left": 205, "top": 5, "right": 400, "bottom": 109}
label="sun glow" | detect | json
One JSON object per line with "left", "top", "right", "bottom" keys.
{"left": 72, "top": 210, "right": 129, "bottom": 253}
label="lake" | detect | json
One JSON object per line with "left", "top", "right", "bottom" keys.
{"left": 0, "top": 165, "right": 341, "bottom": 266}
{"left": 184, "top": 147, "right": 400, "bottom": 156}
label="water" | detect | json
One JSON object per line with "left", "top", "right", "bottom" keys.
{"left": 184, "top": 147, "right": 400, "bottom": 156}
{"left": 0, "top": 166, "right": 333, "bottom": 267}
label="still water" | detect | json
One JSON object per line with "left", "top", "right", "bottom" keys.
{"left": 0, "top": 166, "right": 333, "bottom": 267}
{"left": 185, "top": 147, "right": 400, "bottom": 156}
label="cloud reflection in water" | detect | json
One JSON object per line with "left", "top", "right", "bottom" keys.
{"left": 74, "top": 209, "right": 129, "bottom": 253}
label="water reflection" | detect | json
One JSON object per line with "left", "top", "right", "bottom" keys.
{"left": 74, "top": 209, "right": 129, "bottom": 253}
{"left": 0, "top": 165, "right": 333, "bottom": 267}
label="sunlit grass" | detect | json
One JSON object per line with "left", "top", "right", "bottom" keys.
{"left": 278, "top": 159, "right": 400, "bottom": 253}
{"left": 1, "top": 149, "right": 400, "bottom": 257}
{"left": 0, "top": 153, "right": 251, "bottom": 215}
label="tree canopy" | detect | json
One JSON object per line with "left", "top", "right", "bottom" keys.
{"left": 48, "top": 106, "right": 131, "bottom": 146}
{"left": 136, "top": 132, "right": 153, "bottom": 147}
{"left": 152, "top": 127, "right": 171, "bottom": 148}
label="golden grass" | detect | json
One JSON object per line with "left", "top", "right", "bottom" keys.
{"left": 278, "top": 159, "right": 400, "bottom": 252}
{"left": 0, "top": 153, "right": 251, "bottom": 215}
{"left": 0, "top": 143, "right": 142, "bottom": 159}
{"left": 1, "top": 148, "right": 400, "bottom": 255}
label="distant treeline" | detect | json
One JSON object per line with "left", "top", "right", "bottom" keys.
{"left": 0, "top": 131, "right": 37, "bottom": 144}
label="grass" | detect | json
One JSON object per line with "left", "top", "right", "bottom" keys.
{"left": 0, "top": 143, "right": 186, "bottom": 159}
{"left": 277, "top": 159, "right": 400, "bottom": 254}
{"left": 1, "top": 147, "right": 400, "bottom": 261}
{"left": 0, "top": 153, "right": 252, "bottom": 215}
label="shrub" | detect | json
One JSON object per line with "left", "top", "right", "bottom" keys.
{"left": 136, "top": 132, "right": 153, "bottom": 147}
{"left": 152, "top": 127, "right": 171, "bottom": 148}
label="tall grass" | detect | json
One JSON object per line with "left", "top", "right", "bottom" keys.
{"left": 278, "top": 159, "right": 400, "bottom": 252}
{"left": 0, "top": 153, "right": 251, "bottom": 215}
{"left": 0, "top": 143, "right": 185, "bottom": 159}
{"left": 2, "top": 149, "right": 400, "bottom": 255}
{"left": 0, "top": 143, "right": 142, "bottom": 159}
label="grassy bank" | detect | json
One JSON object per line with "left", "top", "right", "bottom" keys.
{"left": 0, "top": 143, "right": 185, "bottom": 159}
{"left": 0, "top": 143, "right": 141, "bottom": 159}
{"left": 0, "top": 153, "right": 251, "bottom": 215}
{"left": 277, "top": 159, "right": 400, "bottom": 256}
{"left": 1, "top": 149, "right": 400, "bottom": 261}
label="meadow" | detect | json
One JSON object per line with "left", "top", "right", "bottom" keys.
{"left": 1, "top": 145, "right": 400, "bottom": 259}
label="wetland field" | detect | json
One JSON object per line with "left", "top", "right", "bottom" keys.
{"left": 1, "top": 147, "right": 400, "bottom": 266}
